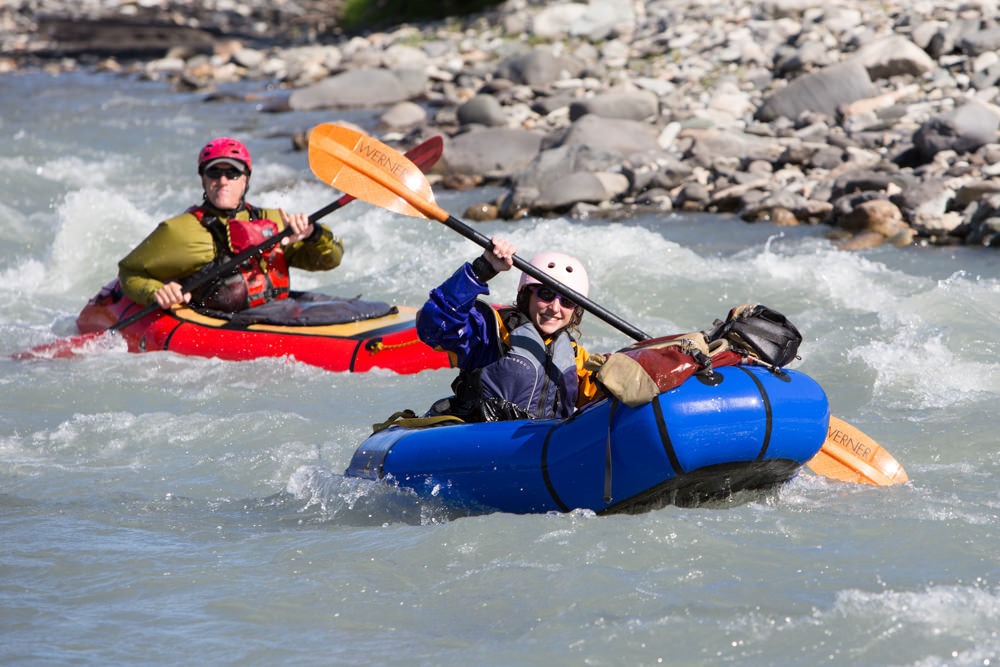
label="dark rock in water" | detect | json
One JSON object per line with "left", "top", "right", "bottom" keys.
{"left": 463, "top": 202, "right": 499, "bottom": 220}
{"left": 966, "top": 217, "right": 1000, "bottom": 246}
{"left": 913, "top": 101, "right": 1000, "bottom": 159}
{"left": 33, "top": 17, "right": 216, "bottom": 59}
{"left": 838, "top": 198, "right": 908, "bottom": 237}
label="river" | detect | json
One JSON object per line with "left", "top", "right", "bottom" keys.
{"left": 1, "top": 69, "right": 998, "bottom": 666}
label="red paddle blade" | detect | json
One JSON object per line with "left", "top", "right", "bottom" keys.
{"left": 807, "top": 416, "right": 908, "bottom": 486}
{"left": 405, "top": 135, "right": 444, "bottom": 173}
{"left": 12, "top": 330, "right": 123, "bottom": 360}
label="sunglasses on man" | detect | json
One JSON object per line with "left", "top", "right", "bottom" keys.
{"left": 203, "top": 166, "right": 245, "bottom": 180}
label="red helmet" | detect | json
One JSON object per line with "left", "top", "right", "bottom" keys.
{"left": 198, "top": 137, "right": 252, "bottom": 173}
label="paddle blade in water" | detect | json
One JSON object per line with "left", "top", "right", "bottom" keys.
{"left": 12, "top": 330, "right": 123, "bottom": 360}
{"left": 807, "top": 416, "right": 908, "bottom": 486}
{"left": 308, "top": 124, "right": 441, "bottom": 220}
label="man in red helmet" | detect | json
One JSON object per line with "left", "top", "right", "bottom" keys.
{"left": 118, "top": 137, "right": 343, "bottom": 312}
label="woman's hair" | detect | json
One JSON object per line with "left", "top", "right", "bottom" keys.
{"left": 515, "top": 287, "right": 584, "bottom": 338}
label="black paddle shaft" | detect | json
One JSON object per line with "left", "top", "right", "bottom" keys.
{"left": 440, "top": 214, "right": 651, "bottom": 342}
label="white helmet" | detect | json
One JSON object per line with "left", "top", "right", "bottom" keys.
{"left": 517, "top": 251, "right": 589, "bottom": 298}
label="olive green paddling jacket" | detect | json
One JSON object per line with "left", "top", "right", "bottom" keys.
{"left": 117, "top": 206, "right": 344, "bottom": 306}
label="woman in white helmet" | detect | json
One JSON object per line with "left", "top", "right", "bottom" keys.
{"left": 416, "top": 236, "right": 601, "bottom": 422}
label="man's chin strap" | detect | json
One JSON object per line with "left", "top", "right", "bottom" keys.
{"left": 201, "top": 196, "right": 247, "bottom": 217}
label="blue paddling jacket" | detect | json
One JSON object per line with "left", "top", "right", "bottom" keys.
{"left": 416, "top": 262, "right": 599, "bottom": 422}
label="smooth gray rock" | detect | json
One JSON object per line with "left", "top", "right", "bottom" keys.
{"left": 495, "top": 47, "right": 586, "bottom": 86}
{"left": 442, "top": 128, "right": 545, "bottom": 179}
{"left": 288, "top": 68, "right": 424, "bottom": 110}
{"left": 756, "top": 60, "right": 877, "bottom": 122}
{"left": 568, "top": 89, "right": 659, "bottom": 122}
{"left": 457, "top": 94, "right": 507, "bottom": 127}
{"left": 552, "top": 114, "right": 660, "bottom": 157}
{"left": 913, "top": 102, "right": 1000, "bottom": 158}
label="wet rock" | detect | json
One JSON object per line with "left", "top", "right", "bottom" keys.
{"left": 966, "top": 217, "right": 1000, "bottom": 246}
{"left": 464, "top": 202, "right": 499, "bottom": 221}
{"left": 837, "top": 230, "right": 887, "bottom": 250}
{"left": 839, "top": 199, "right": 909, "bottom": 238}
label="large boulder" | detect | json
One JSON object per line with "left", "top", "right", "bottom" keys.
{"left": 457, "top": 94, "right": 508, "bottom": 127}
{"left": 913, "top": 101, "right": 1000, "bottom": 158}
{"left": 288, "top": 67, "right": 426, "bottom": 110}
{"left": 494, "top": 46, "right": 586, "bottom": 86}
{"left": 756, "top": 60, "right": 877, "bottom": 122}
{"left": 852, "top": 35, "right": 937, "bottom": 79}
{"left": 441, "top": 128, "right": 545, "bottom": 180}
{"left": 550, "top": 114, "right": 661, "bottom": 157}
{"left": 569, "top": 88, "right": 660, "bottom": 122}
{"left": 511, "top": 143, "right": 631, "bottom": 191}
{"left": 534, "top": 171, "right": 629, "bottom": 211}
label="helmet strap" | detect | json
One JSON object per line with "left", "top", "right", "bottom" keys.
{"left": 201, "top": 194, "right": 247, "bottom": 217}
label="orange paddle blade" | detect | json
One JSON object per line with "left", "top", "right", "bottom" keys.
{"left": 308, "top": 124, "right": 446, "bottom": 221}
{"left": 807, "top": 416, "right": 908, "bottom": 486}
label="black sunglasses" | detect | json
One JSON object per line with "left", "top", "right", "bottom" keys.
{"left": 203, "top": 166, "right": 245, "bottom": 180}
{"left": 532, "top": 285, "right": 577, "bottom": 309}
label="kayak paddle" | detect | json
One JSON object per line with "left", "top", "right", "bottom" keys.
{"left": 307, "top": 123, "right": 908, "bottom": 487}
{"left": 308, "top": 123, "right": 650, "bottom": 341}
{"left": 14, "top": 135, "right": 445, "bottom": 361}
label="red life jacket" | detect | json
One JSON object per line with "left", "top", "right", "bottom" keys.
{"left": 187, "top": 204, "right": 291, "bottom": 311}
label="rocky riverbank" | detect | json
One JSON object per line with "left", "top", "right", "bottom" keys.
{"left": 5, "top": 0, "right": 1000, "bottom": 248}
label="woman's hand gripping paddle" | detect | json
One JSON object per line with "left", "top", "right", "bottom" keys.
{"left": 13, "top": 135, "right": 445, "bottom": 361}
{"left": 308, "top": 123, "right": 909, "bottom": 488}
